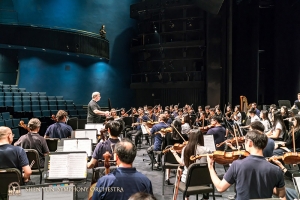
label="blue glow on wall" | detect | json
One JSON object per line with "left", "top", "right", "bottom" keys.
{"left": 10, "top": 0, "right": 139, "bottom": 108}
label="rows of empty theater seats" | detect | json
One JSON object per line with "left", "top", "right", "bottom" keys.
{"left": 0, "top": 111, "right": 27, "bottom": 141}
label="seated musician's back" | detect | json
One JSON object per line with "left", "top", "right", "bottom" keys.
{"left": 87, "top": 120, "right": 121, "bottom": 168}
{"left": 92, "top": 138, "right": 153, "bottom": 200}
{"left": 44, "top": 110, "right": 72, "bottom": 139}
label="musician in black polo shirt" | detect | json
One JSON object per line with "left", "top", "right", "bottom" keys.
{"left": 87, "top": 92, "right": 109, "bottom": 123}
{"left": 0, "top": 126, "right": 32, "bottom": 184}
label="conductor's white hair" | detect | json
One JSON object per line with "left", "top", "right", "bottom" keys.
{"left": 92, "top": 92, "right": 100, "bottom": 99}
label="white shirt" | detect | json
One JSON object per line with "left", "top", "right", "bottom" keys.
{"left": 250, "top": 115, "right": 260, "bottom": 123}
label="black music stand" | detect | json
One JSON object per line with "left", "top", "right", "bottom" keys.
{"left": 278, "top": 100, "right": 292, "bottom": 109}
{"left": 123, "top": 117, "right": 137, "bottom": 127}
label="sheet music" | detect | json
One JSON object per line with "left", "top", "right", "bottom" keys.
{"left": 75, "top": 131, "right": 86, "bottom": 139}
{"left": 48, "top": 154, "right": 68, "bottom": 178}
{"left": 63, "top": 140, "right": 78, "bottom": 152}
{"left": 294, "top": 177, "right": 300, "bottom": 197}
{"left": 77, "top": 139, "right": 92, "bottom": 156}
{"left": 141, "top": 124, "right": 148, "bottom": 135}
{"left": 68, "top": 153, "right": 87, "bottom": 178}
{"left": 204, "top": 135, "right": 216, "bottom": 151}
{"left": 9, "top": 188, "right": 42, "bottom": 200}
{"left": 84, "top": 130, "right": 97, "bottom": 143}
{"left": 43, "top": 185, "right": 74, "bottom": 200}
{"left": 85, "top": 124, "right": 104, "bottom": 133}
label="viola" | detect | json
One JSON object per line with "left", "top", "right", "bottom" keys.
{"left": 267, "top": 153, "right": 300, "bottom": 165}
{"left": 199, "top": 124, "right": 214, "bottom": 133}
{"left": 146, "top": 121, "right": 158, "bottom": 128}
{"left": 160, "top": 127, "right": 172, "bottom": 134}
{"left": 216, "top": 137, "right": 245, "bottom": 148}
{"left": 19, "top": 120, "right": 30, "bottom": 132}
{"left": 163, "top": 141, "right": 189, "bottom": 154}
{"left": 190, "top": 150, "right": 250, "bottom": 165}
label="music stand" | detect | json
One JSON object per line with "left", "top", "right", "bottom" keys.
{"left": 278, "top": 100, "right": 291, "bottom": 109}
{"left": 123, "top": 117, "right": 137, "bottom": 127}
{"left": 295, "top": 102, "right": 300, "bottom": 109}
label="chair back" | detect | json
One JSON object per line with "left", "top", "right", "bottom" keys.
{"left": 163, "top": 145, "right": 180, "bottom": 164}
{"left": 186, "top": 163, "right": 212, "bottom": 187}
{"left": 0, "top": 168, "right": 23, "bottom": 196}
{"left": 25, "top": 149, "right": 41, "bottom": 170}
{"left": 45, "top": 138, "right": 59, "bottom": 152}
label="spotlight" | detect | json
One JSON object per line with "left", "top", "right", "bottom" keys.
{"left": 169, "top": 21, "right": 174, "bottom": 28}
{"left": 153, "top": 23, "right": 157, "bottom": 33}
{"left": 187, "top": 21, "right": 192, "bottom": 27}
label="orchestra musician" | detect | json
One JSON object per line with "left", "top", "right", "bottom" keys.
{"left": 207, "top": 130, "right": 286, "bottom": 200}
{"left": 260, "top": 110, "right": 272, "bottom": 133}
{"left": 164, "top": 110, "right": 173, "bottom": 124}
{"left": 130, "top": 107, "right": 139, "bottom": 117}
{"left": 87, "top": 92, "right": 109, "bottom": 123}
{"left": 232, "top": 105, "right": 242, "bottom": 125}
{"left": 250, "top": 102, "right": 260, "bottom": 116}
{"left": 181, "top": 115, "right": 191, "bottom": 137}
{"left": 204, "top": 105, "right": 211, "bottom": 120}
{"left": 146, "top": 106, "right": 156, "bottom": 122}
{"left": 225, "top": 105, "right": 233, "bottom": 124}
{"left": 91, "top": 138, "right": 153, "bottom": 200}
{"left": 175, "top": 108, "right": 183, "bottom": 121}
{"left": 268, "top": 104, "right": 277, "bottom": 123}
{"left": 291, "top": 93, "right": 300, "bottom": 110}
{"left": 146, "top": 114, "right": 169, "bottom": 170}
{"left": 206, "top": 116, "right": 226, "bottom": 151}
{"left": 172, "top": 105, "right": 179, "bottom": 118}
{"left": 44, "top": 110, "right": 72, "bottom": 139}
{"left": 126, "top": 108, "right": 149, "bottom": 146}
{"left": 87, "top": 120, "right": 122, "bottom": 169}
{"left": 170, "top": 129, "right": 210, "bottom": 199}
{"left": 273, "top": 115, "right": 300, "bottom": 156}
{"left": 15, "top": 118, "right": 49, "bottom": 168}
{"left": 0, "top": 126, "right": 33, "bottom": 185}
{"left": 266, "top": 111, "right": 286, "bottom": 140}
{"left": 120, "top": 108, "right": 128, "bottom": 117}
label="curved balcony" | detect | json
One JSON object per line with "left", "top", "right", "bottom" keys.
{"left": 0, "top": 23, "right": 109, "bottom": 60}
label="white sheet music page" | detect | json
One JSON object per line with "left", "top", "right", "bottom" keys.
{"left": 84, "top": 130, "right": 97, "bottom": 143}
{"left": 48, "top": 154, "right": 68, "bottom": 178}
{"left": 43, "top": 185, "right": 74, "bottom": 200}
{"left": 8, "top": 188, "right": 42, "bottom": 200}
{"left": 204, "top": 135, "right": 216, "bottom": 151}
{"left": 294, "top": 177, "right": 300, "bottom": 195}
{"left": 67, "top": 153, "right": 87, "bottom": 178}
{"left": 75, "top": 130, "right": 86, "bottom": 139}
{"left": 63, "top": 140, "right": 78, "bottom": 152}
{"left": 77, "top": 139, "right": 92, "bottom": 156}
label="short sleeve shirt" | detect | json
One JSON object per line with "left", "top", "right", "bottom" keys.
{"left": 0, "top": 144, "right": 29, "bottom": 173}
{"left": 45, "top": 122, "right": 72, "bottom": 139}
{"left": 87, "top": 100, "right": 101, "bottom": 123}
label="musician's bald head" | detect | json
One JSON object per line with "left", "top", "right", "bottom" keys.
{"left": 0, "top": 126, "right": 13, "bottom": 143}
{"left": 114, "top": 138, "right": 137, "bottom": 164}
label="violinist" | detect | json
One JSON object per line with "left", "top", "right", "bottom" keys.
{"left": 206, "top": 116, "right": 226, "bottom": 150}
{"left": 250, "top": 102, "right": 260, "bottom": 116}
{"left": 204, "top": 105, "right": 211, "bottom": 120}
{"left": 157, "top": 105, "right": 163, "bottom": 115}
{"left": 120, "top": 108, "right": 128, "bottom": 117}
{"left": 170, "top": 129, "right": 210, "bottom": 200}
{"left": 110, "top": 108, "right": 120, "bottom": 120}
{"left": 207, "top": 130, "right": 286, "bottom": 200}
{"left": 130, "top": 107, "right": 138, "bottom": 117}
{"left": 126, "top": 108, "right": 149, "bottom": 146}
{"left": 14, "top": 118, "right": 49, "bottom": 168}
{"left": 181, "top": 114, "right": 191, "bottom": 136}
{"left": 164, "top": 110, "right": 173, "bottom": 124}
{"left": 146, "top": 114, "right": 169, "bottom": 170}
{"left": 44, "top": 110, "right": 72, "bottom": 139}
{"left": 91, "top": 139, "right": 153, "bottom": 200}
{"left": 87, "top": 120, "right": 122, "bottom": 169}
{"left": 215, "top": 107, "right": 222, "bottom": 117}
{"left": 232, "top": 105, "right": 242, "bottom": 125}
{"left": 146, "top": 106, "right": 156, "bottom": 122}
{"left": 175, "top": 108, "right": 183, "bottom": 121}
{"left": 225, "top": 105, "right": 233, "bottom": 124}
{"left": 165, "top": 120, "right": 184, "bottom": 147}
{"left": 169, "top": 105, "right": 174, "bottom": 113}
{"left": 266, "top": 111, "right": 286, "bottom": 140}
{"left": 172, "top": 105, "right": 179, "bottom": 118}
{"left": 143, "top": 105, "right": 148, "bottom": 114}
{"left": 273, "top": 115, "right": 300, "bottom": 156}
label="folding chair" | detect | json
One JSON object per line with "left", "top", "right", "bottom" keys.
{"left": 0, "top": 168, "right": 23, "bottom": 199}
{"left": 178, "top": 163, "right": 215, "bottom": 200}
{"left": 25, "top": 149, "right": 44, "bottom": 183}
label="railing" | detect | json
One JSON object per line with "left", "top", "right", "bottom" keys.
{"left": 131, "top": 71, "right": 203, "bottom": 83}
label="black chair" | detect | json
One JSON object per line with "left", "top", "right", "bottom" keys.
{"left": 24, "top": 149, "right": 44, "bottom": 184}
{"left": 178, "top": 163, "right": 215, "bottom": 200}
{"left": 0, "top": 168, "right": 23, "bottom": 200}
{"left": 45, "top": 138, "right": 59, "bottom": 152}
{"left": 162, "top": 145, "right": 181, "bottom": 195}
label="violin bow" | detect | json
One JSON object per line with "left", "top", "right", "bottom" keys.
{"left": 163, "top": 121, "right": 186, "bottom": 142}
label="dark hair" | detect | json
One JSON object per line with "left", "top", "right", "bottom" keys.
{"left": 209, "top": 108, "right": 215, "bottom": 112}
{"left": 211, "top": 116, "right": 222, "bottom": 124}
{"left": 184, "top": 129, "right": 204, "bottom": 168}
{"left": 235, "top": 105, "right": 240, "bottom": 111}
{"left": 114, "top": 138, "right": 137, "bottom": 164}
{"left": 245, "top": 130, "right": 268, "bottom": 150}
{"left": 106, "top": 120, "right": 122, "bottom": 137}
{"left": 164, "top": 110, "right": 170, "bottom": 115}
{"left": 128, "top": 192, "right": 157, "bottom": 200}
{"left": 249, "top": 108, "right": 256, "bottom": 114}
{"left": 252, "top": 102, "right": 257, "bottom": 106}
{"left": 260, "top": 110, "right": 268, "bottom": 119}
{"left": 205, "top": 105, "right": 210, "bottom": 110}
{"left": 178, "top": 108, "right": 183, "bottom": 113}
{"left": 120, "top": 108, "right": 125, "bottom": 111}
{"left": 198, "top": 106, "right": 202, "bottom": 109}
{"left": 171, "top": 120, "right": 182, "bottom": 140}
{"left": 273, "top": 111, "right": 286, "bottom": 134}
{"left": 249, "top": 121, "right": 264, "bottom": 132}
{"left": 280, "top": 106, "right": 289, "bottom": 117}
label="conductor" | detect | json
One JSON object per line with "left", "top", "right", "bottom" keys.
{"left": 87, "top": 92, "right": 109, "bottom": 123}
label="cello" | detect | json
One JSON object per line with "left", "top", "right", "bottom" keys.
{"left": 88, "top": 151, "right": 112, "bottom": 200}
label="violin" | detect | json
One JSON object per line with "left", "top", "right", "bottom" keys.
{"left": 51, "top": 114, "right": 58, "bottom": 122}
{"left": 88, "top": 151, "right": 111, "bottom": 200}
{"left": 216, "top": 137, "right": 245, "bottom": 148}
{"left": 160, "top": 127, "right": 172, "bottom": 134}
{"left": 199, "top": 124, "right": 214, "bottom": 133}
{"left": 146, "top": 121, "right": 158, "bottom": 128}
{"left": 190, "top": 150, "right": 250, "bottom": 165}
{"left": 19, "top": 120, "right": 30, "bottom": 132}
{"left": 162, "top": 141, "right": 188, "bottom": 154}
